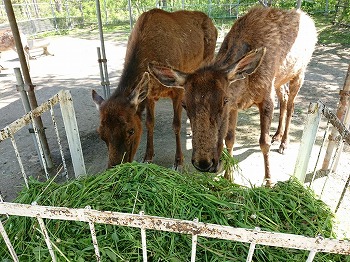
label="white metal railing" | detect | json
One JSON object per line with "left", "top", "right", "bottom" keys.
{"left": 1, "top": 93, "right": 349, "bottom": 261}
{"left": 0, "top": 202, "right": 350, "bottom": 262}
{"left": 294, "top": 101, "right": 350, "bottom": 212}
{"left": 0, "top": 89, "right": 86, "bottom": 190}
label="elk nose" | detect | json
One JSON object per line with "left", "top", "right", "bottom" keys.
{"left": 192, "top": 159, "right": 214, "bottom": 172}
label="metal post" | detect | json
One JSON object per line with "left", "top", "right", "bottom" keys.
{"left": 293, "top": 102, "right": 322, "bottom": 183}
{"left": 14, "top": 68, "right": 44, "bottom": 168}
{"left": 97, "top": 47, "right": 107, "bottom": 98}
{"left": 5, "top": 0, "right": 53, "bottom": 169}
{"left": 95, "top": 0, "right": 110, "bottom": 98}
{"left": 49, "top": 0, "right": 58, "bottom": 31}
{"left": 128, "top": 0, "right": 133, "bottom": 30}
{"left": 64, "top": 0, "right": 72, "bottom": 29}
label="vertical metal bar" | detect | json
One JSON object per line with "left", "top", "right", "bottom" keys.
{"left": 128, "top": 0, "right": 133, "bottom": 30}
{"left": 0, "top": 194, "right": 8, "bottom": 218}
{"left": 49, "top": 101, "right": 69, "bottom": 180}
{"left": 320, "top": 139, "right": 342, "bottom": 197}
{"left": 0, "top": 220, "right": 19, "bottom": 262}
{"left": 64, "top": 0, "right": 71, "bottom": 29}
{"left": 7, "top": 128, "right": 29, "bottom": 188}
{"left": 296, "top": 0, "right": 302, "bottom": 9}
{"left": 103, "top": 0, "right": 108, "bottom": 24}
{"left": 49, "top": 0, "right": 58, "bottom": 31}
{"left": 30, "top": 111, "right": 49, "bottom": 180}
{"left": 335, "top": 172, "right": 350, "bottom": 213}
{"left": 5, "top": 1, "right": 54, "bottom": 169}
{"left": 85, "top": 206, "right": 101, "bottom": 261}
{"left": 95, "top": 0, "right": 110, "bottom": 98}
{"left": 332, "top": 106, "right": 350, "bottom": 171}
{"left": 246, "top": 227, "right": 260, "bottom": 262}
{"left": 306, "top": 235, "right": 323, "bottom": 262}
{"left": 14, "top": 68, "right": 44, "bottom": 168}
{"left": 59, "top": 90, "right": 86, "bottom": 177}
{"left": 294, "top": 102, "right": 322, "bottom": 183}
{"left": 34, "top": 205, "right": 57, "bottom": 261}
{"left": 140, "top": 211, "right": 147, "bottom": 262}
{"left": 191, "top": 218, "right": 198, "bottom": 262}
{"left": 306, "top": 251, "right": 316, "bottom": 262}
{"left": 310, "top": 122, "right": 330, "bottom": 185}
{"left": 97, "top": 47, "right": 106, "bottom": 99}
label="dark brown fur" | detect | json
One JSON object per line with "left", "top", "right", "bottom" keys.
{"left": 149, "top": 7, "right": 317, "bottom": 186}
{"left": 92, "top": 8, "right": 217, "bottom": 169}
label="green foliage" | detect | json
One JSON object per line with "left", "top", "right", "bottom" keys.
{"left": 1, "top": 0, "right": 349, "bottom": 44}
{"left": 312, "top": 13, "right": 350, "bottom": 45}
{"left": 0, "top": 162, "right": 349, "bottom": 261}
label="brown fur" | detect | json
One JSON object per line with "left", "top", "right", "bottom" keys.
{"left": 92, "top": 8, "right": 217, "bottom": 169}
{"left": 149, "top": 7, "right": 317, "bottom": 186}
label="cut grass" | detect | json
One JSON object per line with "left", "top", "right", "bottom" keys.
{"left": 0, "top": 162, "right": 348, "bottom": 261}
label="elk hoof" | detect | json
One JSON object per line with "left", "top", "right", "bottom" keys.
{"left": 172, "top": 164, "right": 183, "bottom": 172}
{"left": 278, "top": 143, "right": 287, "bottom": 154}
{"left": 264, "top": 178, "right": 275, "bottom": 188}
{"left": 143, "top": 159, "right": 153, "bottom": 164}
{"left": 271, "top": 134, "right": 282, "bottom": 144}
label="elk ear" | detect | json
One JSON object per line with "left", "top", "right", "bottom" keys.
{"left": 92, "top": 90, "right": 105, "bottom": 110}
{"left": 226, "top": 47, "right": 266, "bottom": 82}
{"left": 148, "top": 62, "right": 187, "bottom": 88}
{"left": 129, "top": 72, "right": 150, "bottom": 106}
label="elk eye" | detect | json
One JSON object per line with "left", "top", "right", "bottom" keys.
{"left": 223, "top": 98, "right": 229, "bottom": 105}
{"left": 128, "top": 128, "right": 135, "bottom": 136}
{"left": 181, "top": 101, "right": 187, "bottom": 110}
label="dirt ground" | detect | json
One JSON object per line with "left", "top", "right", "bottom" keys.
{"left": 0, "top": 29, "right": 349, "bottom": 238}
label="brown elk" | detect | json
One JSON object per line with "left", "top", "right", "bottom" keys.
{"left": 92, "top": 8, "right": 217, "bottom": 169}
{"left": 149, "top": 6, "right": 317, "bottom": 186}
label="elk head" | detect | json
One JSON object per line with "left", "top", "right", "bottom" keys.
{"left": 148, "top": 48, "right": 265, "bottom": 173}
{"left": 92, "top": 73, "right": 150, "bottom": 168}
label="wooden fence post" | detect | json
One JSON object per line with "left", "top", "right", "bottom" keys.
{"left": 322, "top": 64, "right": 350, "bottom": 171}
{"left": 59, "top": 90, "right": 86, "bottom": 177}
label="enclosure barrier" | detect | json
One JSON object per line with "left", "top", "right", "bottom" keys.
{"left": 1, "top": 201, "right": 350, "bottom": 262}
{"left": 294, "top": 101, "right": 350, "bottom": 212}
{"left": 1, "top": 94, "right": 349, "bottom": 260}
{"left": 0, "top": 89, "right": 86, "bottom": 189}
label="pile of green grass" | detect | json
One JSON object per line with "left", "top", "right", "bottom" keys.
{"left": 0, "top": 162, "right": 348, "bottom": 261}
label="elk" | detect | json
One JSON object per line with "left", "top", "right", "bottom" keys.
{"left": 92, "top": 8, "right": 217, "bottom": 169}
{"left": 149, "top": 6, "right": 317, "bottom": 186}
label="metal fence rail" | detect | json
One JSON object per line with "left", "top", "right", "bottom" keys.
{"left": 1, "top": 201, "right": 350, "bottom": 262}
{"left": 0, "top": 89, "right": 86, "bottom": 191}
{"left": 294, "top": 101, "right": 350, "bottom": 213}
{"left": 1, "top": 95, "right": 349, "bottom": 260}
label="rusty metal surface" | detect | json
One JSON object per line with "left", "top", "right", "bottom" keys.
{"left": 1, "top": 201, "right": 350, "bottom": 255}
{"left": 0, "top": 92, "right": 60, "bottom": 142}
{"left": 320, "top": 101, "right": 350, "bottom": 145}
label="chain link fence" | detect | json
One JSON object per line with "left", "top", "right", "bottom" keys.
{"left": 0, "top": 0, "right": 343, "bottom": 36}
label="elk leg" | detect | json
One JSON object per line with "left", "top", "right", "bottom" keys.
{"left": 272, "top": 83, "right": 289, "bottom": 143}
{"left": 172, "top": 93, "right": 184, "bottom": 170}
{"left": 258, "top": 98, "right": 274, "bottom": 187}
{"left": 144, "top": 99, "right": 155, "bottom": 163}
{"left": 279, "top": 75, "right": 304, "bottom": 154}
{"left": 224, "top": 109, "right": 238, "bottom": 181}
